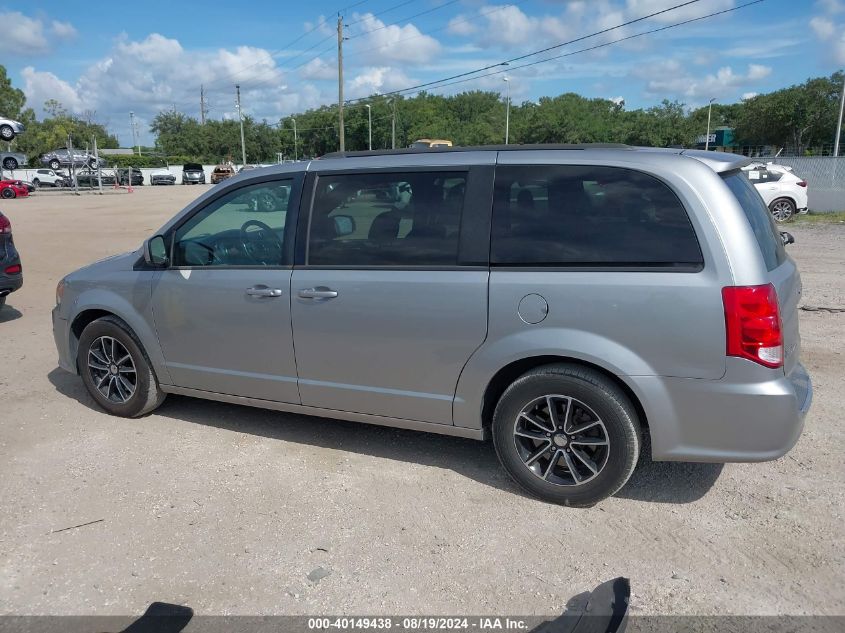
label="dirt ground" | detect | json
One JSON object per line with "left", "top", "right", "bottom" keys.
{"left": 0, "top": 187, "right": 842, "bottom": 617}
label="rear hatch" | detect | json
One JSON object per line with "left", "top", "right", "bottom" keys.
{"left": 722, "top": 170, "right": 801, "bottom": 375}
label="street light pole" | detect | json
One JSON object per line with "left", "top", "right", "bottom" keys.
{"left": 390, "top": 98, "right": 396, "bottom": 149}
{"left": 835, "top": 71, "right": 845, "bottom": 157}
{"left": 705, "top": 97, "right": 716, "bottom": 151}
{"left": 365, "top": 104, "right": 372, "bottom": 151}
{"left": 236, "top": 84, "right": 247, "bottom": 167}
{"left": 291, "top": 117, "right": 298, "bottom": 161}
{"left": 129, "top": 111, "right": 137, "bottom": 154}
{"left": 503, "top": 76, "right": 511, "bottom": 145}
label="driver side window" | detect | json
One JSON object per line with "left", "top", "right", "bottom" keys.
{"left": 172, "top": 179, "right": 292, "bottom": 267}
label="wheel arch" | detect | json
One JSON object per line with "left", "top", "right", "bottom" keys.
{"left": 67, "top": 298, "right": 171, "bottom": 384}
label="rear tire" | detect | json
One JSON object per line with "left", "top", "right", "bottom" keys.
{"left": 49, "top": 160, "right": 61, "bottom": 171}
{"left": 492, "top": 363, "right": 641, "bottom": 507}
{"left": 32, "top": 179, "right": 40, "bottom": 189}
{"left": 2, "top": 157, "right": 18, "bottom": 170}
{"left": 769, "top": 198, "right": 796, "bottom": 223}
{"left": 1, "top": 188, "right": 16, "bottom": 199}
{"left": 77, "top": 316, "right": 166, "bottom": 417}
{"left": 0, "top": 124, "right": 13, "bottom": 141}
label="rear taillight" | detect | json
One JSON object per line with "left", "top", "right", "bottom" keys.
{"left": 4, "top": 264, "right": 21, "bottom": 275}
{"left": 722, "top": 284, "right": 783, "bottom": 369}
{"left": 0, "top": 215, "right": 10, "bottom": 234}
{"left": 797, "top": 180, "right": 807, "bottom": 187}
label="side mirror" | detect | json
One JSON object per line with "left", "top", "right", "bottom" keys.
{"left": 333, "top": 214, "right": 356, "bottom": 237}
{"left": 780, "top": 231, "right": 795, "bottom": 246}
{"left": 144, "top": 235, "right": 169, "bottom": 267}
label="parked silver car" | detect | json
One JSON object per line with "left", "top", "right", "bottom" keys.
{"left": 0, "top": 117, "right": 25, "bottom": 141}
{"left": 51, "top": 145, "right": 812, "bottom": 505}
{"left": 41, "top": 148, "right": 103, "bottom": 171}
{"left": 1, "top": 151, "right": 28, "bottom": 171}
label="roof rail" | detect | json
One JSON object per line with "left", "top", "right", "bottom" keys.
{"left": 319, "top": 143, "right": 632, "bottom": 159}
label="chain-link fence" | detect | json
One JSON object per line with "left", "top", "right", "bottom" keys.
{"left": 765, "top": 156, "right": 845, "bottom": 212}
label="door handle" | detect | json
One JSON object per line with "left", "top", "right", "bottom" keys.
{"left": 298, "top": 287, "right": 339, "bottom": 299}
{"left": 246, "top": 286, "right": 283, "bottom": 297}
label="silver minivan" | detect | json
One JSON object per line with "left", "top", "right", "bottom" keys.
{"left": 52, "top": 145, "right": 812, "bottom": 505}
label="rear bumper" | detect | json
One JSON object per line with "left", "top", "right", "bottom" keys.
{"left": 631, "top": 359, "right": 812, "bottom": 462}
{"left": 0, "top": 273, "right": 22, "bottom": 296}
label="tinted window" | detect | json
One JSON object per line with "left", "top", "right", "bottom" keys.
{"left": 723, "top": 170, "right": 786, "bottom": 272}
{"left": 308, "top": 172, "right": 466, "bottom": 266}
{"left": 491, "top": 165, "right": 703, "bottom": 268}
{"left": 172, "top": 180, "right": 292, "bottom": 267}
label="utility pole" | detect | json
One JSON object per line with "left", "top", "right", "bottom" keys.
{"left": 391, "top": 98, "right": 396, "bottom": 149}
{"left": 337, "top": 15, "right": 345, "bottom": 152}
{"left": 236, "top": 84, "right": 247, "bottom": 167}
{"left": 291, "top": 117, "right": 298, "bottom": 161}
{"left": 200, "top": 85, "right": 207, "bottom": 125}
{"left": 129, "top": 111, "right": 137, "bottom": 155}
{"left": 835, "top": 72, "right": 845, "bottom": 157}
{"left": 705, "top": 98, "right": 716, "bottom": 151}
{"left": 365, "top": 104, "right": 372, "bottom": 151}
{"left": 503, "top": 76, "right": 511, "bottom": 145}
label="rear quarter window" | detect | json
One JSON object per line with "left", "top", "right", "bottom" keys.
{"left": 491, "top": 165, "right": 703, "bottom": 269}
{"left": 723, "top": 170, "right": 786, "bottom": 272}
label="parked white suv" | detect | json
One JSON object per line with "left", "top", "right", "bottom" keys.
{"left": 31, "top": 168, "right": 68, "bottom": 188}
{"left": 743, "top": 163, "right": 808, "bottom": 222}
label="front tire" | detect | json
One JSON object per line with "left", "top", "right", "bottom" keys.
{"left": 0, "top": 124, "right": 13, "bottom": 141}
{"left": 492, "top": 364, "right": 641, "bottom": 507}
{"left": 2, "top": 157, "right": 18, "bottom": 170}
{"left": 77, "top": 316, "right": 166, "bottom": 417}
{"left": 49, "top": 160, "right": 61, "bottom": 171}
{"left": 769, "top": 198, "right": 796, "bottom": 223}
{"left": 1, "top": 188, "right": 16, "bottom": 199}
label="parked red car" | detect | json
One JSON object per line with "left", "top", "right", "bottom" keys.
{"left": 0, "top": 180, "right": 29, "bottom": 199}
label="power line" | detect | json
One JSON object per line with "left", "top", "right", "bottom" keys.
{"left": 346, "top": 0, "right": 461, "bottom": 40}
{"left": 346, "top": 0, "right": 708, "bottom": 103}
{"left": 346, "top": 0, "right": 416, "bottom": 27}
{"left": 385, "top": 0, "right": 766, "bottom": 100}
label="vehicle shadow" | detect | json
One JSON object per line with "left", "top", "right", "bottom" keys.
{"left": 0, "top": 304, "right": 22, "bottom": 323}
{"left": 47, "top": 368, "right": 723, "bottom": 505}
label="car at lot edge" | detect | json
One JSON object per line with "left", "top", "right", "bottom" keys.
{"left": 31, "top": 168, "right": 69, "bottom": 188}
{"left": 210, "top": 164, "right": 236, "bottom": 184}
{"left": 1, "top": 151, "right": 28, "bottom": 171}
{"left": 41, "top": 148, "right": 104, "bottom": 171}
{"left": 73, "top": 169, "right": 116, "bottom": 188}
{"left": 0, "top": 117, "right": 25, "bottom": 141}
{"left": 0, "top": 180, "right": 29, "bottom": 199}
{"left": 116, "top": 168, "right": 144, "bottom": 187}
{"left": 52, "top": 144, "right": 812, "bottom": 506}
{"left": 150, "top": 169, "right": 176, "bottom": 185}
{"left": 410, "top": 138, "right": 453, "bottom": 149}
{"left": 181, "top": 163, "right": 206, "bottom": 185}
{"left": 0, "top": 211, "right": 22, "bottom": 308}
{"left": 743, "top": 162, "right": 808, "bottom": 223}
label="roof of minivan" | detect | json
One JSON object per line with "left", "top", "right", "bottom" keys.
{"left": 319, "top": 144, "right": 751, "bottom": 173}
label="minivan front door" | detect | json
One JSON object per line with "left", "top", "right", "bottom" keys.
{"left": 290, "top": 168, "right": 491, "bottom": 424}
{"left": 150, "top": 178, "right": 300, "bottom": 403}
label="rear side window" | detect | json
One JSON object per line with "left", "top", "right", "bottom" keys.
{"left": 308, "top": 171, "right": 467, "bottom": 266}
{"left": 491, "top": 165, "right": 703, "bottom": 268}
{"left": 723, "top": 170, "right": 786, "bottom": 272}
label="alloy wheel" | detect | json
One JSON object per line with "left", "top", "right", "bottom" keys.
{"left": 513, "top": 395, "right": 610, "bottom": 486}
{"left": 771, "top": 200, "right": 794, "bottom": 222}
{"left": 87, "top": 336, "right": 137, "bottom": 404}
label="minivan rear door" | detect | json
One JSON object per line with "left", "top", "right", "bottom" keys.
{"left": 722, "top": 171, "right": 801, "bottom": 375}
{"left": 290, "top": 161, "right": 493, "bottom": 424}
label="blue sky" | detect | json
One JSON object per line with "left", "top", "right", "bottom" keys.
{"left": 1, "top": 0, "right": 842, "bottom": 146}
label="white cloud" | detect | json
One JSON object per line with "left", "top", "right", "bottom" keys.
{"left": 639, "top": 62, "right": 772, "bottom": 100}
{"left": 346, "top": 13, "right": 441, "bottom": 64}
{"left": 810, "top": 16, "right": 836, "bottom": 39}
{"left": 347, "top": 67, "right": 415, "bottom": 99}
{"left": 21, "top": 67, "right": 86, "bottom": 112}
{"left": 816, "top": 0, "right": 844, "bottom": 13}
{"left": 50, "top": 20, "right": 78, "bottom": 40}
{"left": 300, "top": 57, "right": 336, "bottom": 81}
{"left": 625, "top": 0, "right": 734, "bottom": 23}
{"left": 447, "top": 15, "right": 477, "bottom": 36}
{"left": 0, "top": 12, "right": 50, "bottom": 54}
{"left": 476, "top": 5, "right": 575, "bottom": 49}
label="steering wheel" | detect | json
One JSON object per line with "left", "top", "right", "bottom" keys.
{"left": 240, "top": 220, "right": 283, "bottom": 264}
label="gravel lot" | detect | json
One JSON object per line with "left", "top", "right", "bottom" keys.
{"left": 0, "top": 188, "right": 842, "bottom": 617}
